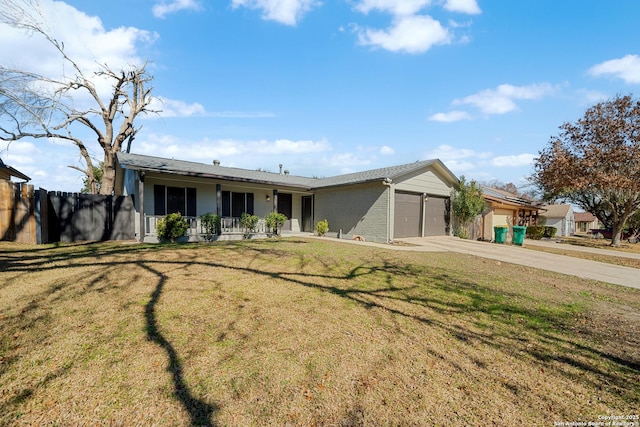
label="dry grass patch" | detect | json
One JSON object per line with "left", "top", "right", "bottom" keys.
{"left": 561, "top": 236, "right": 640, "bottom": 254}
{"left": 526, "top": 237, "right": 640, "bottom": 269}
{"left": 0, "top": 239, "right": 638, "bottom": 426}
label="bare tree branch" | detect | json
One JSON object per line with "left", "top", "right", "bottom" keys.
{"left": 0, "top": 0, "right": 156, "bottom": 194}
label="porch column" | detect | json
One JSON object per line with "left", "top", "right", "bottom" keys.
{"left": 272, "top": 189, "right": 278, "bottom": 212}
{"left": 216, "top": 184, "right": 222, "bottom": 216}
{"left": 138, "top": 172, "right": 145, "bottom": 242}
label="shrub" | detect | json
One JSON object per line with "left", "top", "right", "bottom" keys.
{"left": 452, "top": 176, "right": 486, "bottom": 239}
{"left": 455, "top": 226, "right": 469, "bottom": 240}
{"left": 526, "top": 226, "right": 545, "bottom": 240}
{"left": 316, "top": 219, "right": 329, "bottom": 236}
{"left": 240, "top": 213, "right": 260, "bottom": 236}
{"left": 265, "top": 212, "right": 287, "bottom": 235}
{"left": 526, "top": 225, "right": 557, "bottom": 239}
{"left": 156, "top": 212, "right": 189, "bottom": 242}
{"left": 544, "top": 226, "right": 558, "bottom": 238}
{"left": 200, "top": 213, "right": 220, "bottom": 241}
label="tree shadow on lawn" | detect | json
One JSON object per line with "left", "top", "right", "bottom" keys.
{"left": 167, "top": 243, "right": 639, "bottom": 408}
{"left": 138, "top": 262, "right": 219, "bottom": 427}
{"left": 1, "top": 240, "right": 638, "bottom": 423}
{"left": 1, "top": 243, "right": 221, "bottom": 425}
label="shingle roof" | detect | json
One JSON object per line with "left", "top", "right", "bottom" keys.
{"left": 542, "top": 204, "right": 572, "bottom": 218}
{"left": 116, "top": 153, "right": 459, "bottom": 190}
{"left": 312, "top": 159, "right": 458, "bottom": 188}
{"left": 482, "top": 186, "right": 539, "bottom": 209}
{"left": 574, "top": 212, "right": 597, "bottom": 222}
{"left": 116, "top": 152, "right": 318, "bottom": 188}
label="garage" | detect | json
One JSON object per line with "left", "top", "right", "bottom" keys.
{"left": 394, "top": 192, "right": 422, "bottom": 238}
{"left": 423, "top": 196, "right": 449, "bottom": 236}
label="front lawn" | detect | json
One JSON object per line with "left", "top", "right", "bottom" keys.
{"left": 0, "top": 239, "right": 638, "bottom": 425}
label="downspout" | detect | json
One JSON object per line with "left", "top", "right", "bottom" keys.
{"left": 382, "top": 178, "right": 393, "bottom": 243}
{"left": 422, "top": 193, "right": 428, "bottom": 238}
{"left": 138, "top": 171, "right": 145, "bottom": 242}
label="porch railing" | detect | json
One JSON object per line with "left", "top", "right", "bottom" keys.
{"left": 145, "top": 215, "right": 267, "bottom": 237}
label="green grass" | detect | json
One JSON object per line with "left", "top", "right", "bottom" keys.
{"left": 0, "top": 239, "right": 638, "bottom": 426}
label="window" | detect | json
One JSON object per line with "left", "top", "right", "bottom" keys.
{"left": 221, "top": 191, "right": 254, "bottom": 217}
{"left": 154, "top": 185, "right": 196, "bottom": 216}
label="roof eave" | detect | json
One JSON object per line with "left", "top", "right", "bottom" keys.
{"left": 122, "top": 163, "right": 313, "bottom": 190}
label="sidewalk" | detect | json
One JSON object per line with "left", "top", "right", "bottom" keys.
{"left": 309, "top": 235, "right": 640, "bottom": 289}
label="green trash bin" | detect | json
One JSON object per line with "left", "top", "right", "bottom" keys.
{"left": 494, "top": 226, "right": 507, "bottom": 244}
{"left": 512, "top": 225, "right": 526, "bottom": 246}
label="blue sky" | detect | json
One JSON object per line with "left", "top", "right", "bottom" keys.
{"left": 1, "top": 0, "right": 640, "bottom": 192}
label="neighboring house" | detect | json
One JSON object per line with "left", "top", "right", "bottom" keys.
{"left": 542, "top": 204, "right": 575, "bottom": 237}
{"left": 114, "top": 153, "right": 459, "bottom": 243}
{"left": 574, "top": 211, "right": 600, "bottom": 234}
{"left": 473, "top": 187, "right": 542, "bottom": 242}
{"left": 0, "top": 158, "right": 30, "bottom": 182}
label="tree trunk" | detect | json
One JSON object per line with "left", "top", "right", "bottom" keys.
{"left": 100, "top": 155, "right": 116, "bottom": 195}
{"left": 610, "top": 221, "right": 624, "bottom": 247}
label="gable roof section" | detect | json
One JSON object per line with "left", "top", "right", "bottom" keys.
{"left": 574, "top": 212, "right": 597, "bottom": 222}
{"left": 116, "top": 153, "right": 459, "bottom": 190}
{"left": 542, "top": 204, "right": 572, "bottom": 218}
{"left": 312, "top": 159, "right": 458, "bottom": 189}
{"left": 0, "top": 158, "right": 30, "bottom": 182}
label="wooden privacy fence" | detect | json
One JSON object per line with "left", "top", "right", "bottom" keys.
{"left": 0, "top": 181, "right": 135, "bottom": 244}
{"left": 0, "top": 181, "right": 36, "bottom": 243}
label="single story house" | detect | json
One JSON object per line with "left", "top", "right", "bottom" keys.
{"left": 574, "top": 211, "right": 599, "bottom": 234}
{"left": 542, "top": 204, "right": 575, "bottom": 237}
{"left": 471, "top": 187, "right": 542, "bottom": 242}
{"left": 114, "top": 152, "right": 460, "bottom": 243}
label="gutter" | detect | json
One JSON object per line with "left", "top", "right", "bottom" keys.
{"left": 382, "top": 178, "right": 393, "bottom": 243}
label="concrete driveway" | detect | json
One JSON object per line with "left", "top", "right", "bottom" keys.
{"left": 395, "top": 236, "right": 640, "bottom": 289}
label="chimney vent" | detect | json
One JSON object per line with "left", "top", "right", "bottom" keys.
{"left": 279, "top": 164, "right": 283, "bottom": 175}
{"left": 213, "top": 160, "right": 220, "bottom": 166}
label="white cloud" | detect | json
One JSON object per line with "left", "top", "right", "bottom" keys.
{"left": 146, "top": 98, "right": 277, "bottom": 118}
{"left": 575, "top": 88, "right": 608, "bottom": 105}
{"left": 356, "top": 15, "right": 450, "bottom": 54}
{"left": 136, "top": 135, "right": 331, "bottom": 160}
{"left": 231, "top": 0, "right": 319, "bottom": 26}
{"left": 428, "top": 110, "right": 473, "bottom": 122}
{"left": 380, "top": 145, "right": 395, "bottom": 155}
{"left": 0, "top": 0, "right": 155, "bottom": 77}
{"left": 453, "top": 83, "right": 557, "bottom": 115}
{"left": 438, "top": 159, "right": 475, "bottom": 173}
{"left": 490, "top": 154, "right": 536, "bottom": 168}
{"left": 423, "top": 144, "right": 536, "bottom": 178}
{"left": 330, "top": 152, "right": 375, "bottom": 173}
{"left": 150, "top": 97, "right": 207, "bottom": 117}
{"left": 152, "top": 0, "right": 203, "bottom": 18}
{"left": 425, "top": 144, "right": 490, "bottom": 161}
{"left": 354, "top": 0, "right": 432, "bottom": 16}
{"left": 588, "top": 54, "right": 640, "bottom": 84}
{"left": 443, "top": 0, "right": 481, "bottom": 14}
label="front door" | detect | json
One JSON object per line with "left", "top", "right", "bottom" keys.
{"left": 302, "top": 196, "right": 313, "bottom": 232}
{"left": 278, "top": 193, "right": 293, "bottom": 231}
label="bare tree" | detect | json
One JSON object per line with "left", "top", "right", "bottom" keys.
{"left": 0, "top": 0, "right": 156, "bottom": 194}
{"left": 532, "top": 94, "right": 640, "bottom": 246}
